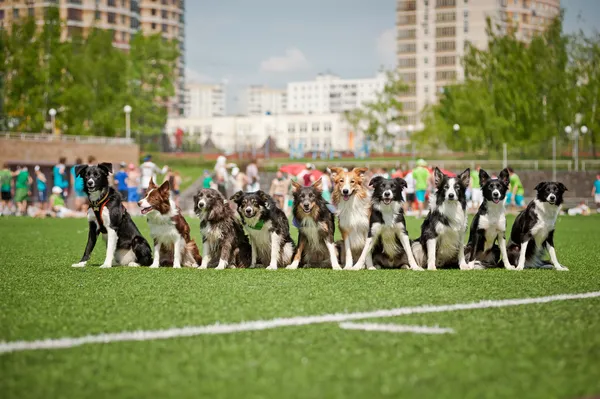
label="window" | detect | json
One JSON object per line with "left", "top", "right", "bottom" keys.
{"left": 436, "top": 11, "right": 455, "bottom": 22}
{"left": 398, "top": 1, "right": 416, "bottom": 11}
{"left": 398, "top": 29, "right": 416, "bottom": 39}
{"left": 399, "top": 72, "right": 417, "bottom": 82}
{"left": 425, "top": 72, "right": 429, "bottom": 79}
{"left": 151, "top": 8, "right": 156, "bottom": 16}
{"left": 299, "top": 123, "right": 307, "bottom": 132}
{"left": 108, "top": 0, "right": 116, "bottom": 6}
{"left": 107, "top": 12, "right": 116, "bottom": 23}
{"left": 425, "top": 86, "right": 429, "bottom": 93}
{"left": 288, "top": 123, "right": 296, "bottom": 133}
{"left": 161, "top": 10, "right": 167, "bottom": 18}
{"left": 324, "top": 122, "right": 332, "bottom": 132}
{"left": 398, "top": 58, "right": 416, "bottom": 68}
{"left": 403, "top": 101, "right": 417, "bottom": 111}
{"left": 398, "top": 43, "right": 416, "bottom": 53}
{"left": 464, "top": 10, "right": 468, "bottom": 18}
{"left": 464, "top": 23, "right": 469, "bottom": 33}
{"left": 436, "top": 70, "right": 457, "bottom": 80}
{"left": 436, "top": 26, "right": 456, "bottom": 37}
{"left": 151, "top": 22, "right": 156, "bottom": 29}
{"left": 28, "top": 7, "right": 34, "bottom": 17}
{"left": 435, "top": 0, "right": 456, "bottom": 7}
{"left": 13, "top": 8, "right": 19, "bottom": 18}
{"left": 312, "top": 123, "right": 320, "bottom": 132}
{"left": 436, "top": 40, "right": 456, "bottom": 51}
{"left": 121, "top": 31, "right": 126, "bottom": 41}
{"left": 121, "top": 15, "right": 126, "bottom": 24}
{"left": 162, "top": 23, "right": 167, "bottom": 32}
{"left": 67, "top": 8, "right": 83, "bottom": 21}
{"left": 424, "top": 43, "right": 428, "bottom": 50}
{"left": 95, "top": 10, "right": 101, "bottom": 20}
{"left": 0, "top": 10, "right": 4, "bottom": 20}
{"left": 436, "top": 55, "right": 456, "bottom": 66}
{"left": 424, "top": 57, "right": 428, "bottom": 64}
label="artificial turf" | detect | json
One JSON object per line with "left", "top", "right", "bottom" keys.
{"left": 1, "top": 214, "right": 599, "bottom": 399}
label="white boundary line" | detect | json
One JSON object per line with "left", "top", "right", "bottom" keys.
{"left": 339, "top": 322, "right": 455, "bottom": 334}
{"left": 1, "top": 291, "right": 599, "bottom": 354}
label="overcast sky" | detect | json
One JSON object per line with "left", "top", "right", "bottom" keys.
{"left": 185, "top": 0, "right": 600, "bottom": 114}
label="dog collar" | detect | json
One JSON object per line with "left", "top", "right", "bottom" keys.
{"left": 246, "top": 219, "right": 265, "bottom": 231}
{"left": 90, "top": 191, "right": 110, "bottom": 212}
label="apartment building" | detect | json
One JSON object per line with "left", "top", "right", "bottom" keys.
{"left": 0, "top": 0, "right": 186, "bottom": 116}
{"left": 396, "top": 0, "right": 560, "bottom": 126}
{"left": 286, "top": 72, "right": 386, "bottom": 115}
{"left": 185, "top": 83, "right": 226, "bottom": 118}
{"left": 240, "top": 86, "right": 287, "bottom": 116}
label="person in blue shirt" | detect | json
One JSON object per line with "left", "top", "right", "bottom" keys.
{"left": 53, "top": 157, "right": 69, "bottom": 199}
{"left": 34, "top": 166, "right": 48, "bottom": 210}
{"left": 70, "top": 157, "right": 87, "bottom": 211}
{"left": 114, "top": 162, "right": 129, "bottom": 201}
{"left": 592, "top": 173, "right": 600, "bottom": 211}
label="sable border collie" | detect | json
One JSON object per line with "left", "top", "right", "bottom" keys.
{"left": 71, "top": 163, "right": 152, "bottom": 268}
{"left": 230, "top": 190, "right": 294, "bottom": 269}
{"left": 353, "top": 176, "right": 421, "bottom": 270}
{"left": 330, "top": 167, "right": 371, "bottom": 270}
{"left": 286, "top": 178, "right": 340, "bottom": 270}
{"left": 138, "top": 178, "right": 202, "bottom": 268}
{"left": 507, "top": 181, "right": 568, "bottom": 271}
{"left": 194, "top": 188, "right": 252, "bottom": 269}
{"left": 412, "top": 167, "right": 471, "bottom": 270}
{"left": 465, "top": 168, "right": 514, "bottom": 269}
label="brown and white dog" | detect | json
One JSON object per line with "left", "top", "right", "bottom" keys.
{"left": 138, "top": 178, "right": 202, "bottom": 268}
{"left": 330, "top": 167, "right": 371, "bottom": 270}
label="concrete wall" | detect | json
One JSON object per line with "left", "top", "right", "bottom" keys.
{"left": 0, "top": 137, "right": 140, "bottom": 166}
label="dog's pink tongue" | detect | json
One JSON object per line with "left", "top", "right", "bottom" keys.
{"left": 343, "top": 194, "right": 350, "bottom": 201}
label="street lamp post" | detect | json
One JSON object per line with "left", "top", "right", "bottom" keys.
{"left": 49, "top": 108, "right": 57, "bottom": 135}
{"left": 565, "top": 124, "right": 588, "bottom": 171}
{"left": 123, "top": 105, "right": 132, "bottom": 140}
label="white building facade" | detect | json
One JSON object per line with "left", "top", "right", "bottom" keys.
{"left": 185, "top": 83, "right": 226, "bottom": 118}
{"left": 286, "top": 72, "right": 387, "bottom": 115}
{"left": 240, "top": 86, "right": 288, "bottom": 115}
{"left": 166, "top": 113, "right": 353, "bottom": 154}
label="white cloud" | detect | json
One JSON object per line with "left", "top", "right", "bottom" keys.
{"left": 185, "top": 67, "right": 215, "bottom": 84}
{"left": 376, "top": 28, "right": 396, "bottom": 68}
{"left": 260, "top": 48, "right": 310, "bottom": 73}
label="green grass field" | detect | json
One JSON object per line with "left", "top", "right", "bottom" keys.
{"left": 1, "top": 215, "right": 600, "bottom": 399}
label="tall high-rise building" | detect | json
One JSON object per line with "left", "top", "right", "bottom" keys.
{"left": 185, "top": 83, "right": 226, "bottom": 118}
{"left": 0, "top": 0, "right": 186, "bottom": 116}
{"left": 396, "top": 0, "right": 560, "bottom": 126}
{"left": 240, "top": 86, "right": 287, "bottom": 116}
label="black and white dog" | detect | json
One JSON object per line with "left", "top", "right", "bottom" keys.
{"left": 71, "top": 163, "right": 153, "bottom": 268}
{"left": 230, "top": 190, "right": 294, "bottom": 269}
{"left": 465, "top": 168, "right": 514, "bottom": 269}
{"left": 353, "top": 176, "right": 421, "bottom": 270}
{"left": 194, "top": 188, "right": 252, "bottom": 269}
{"left": 412, "top": 168, "right": 471, "bottom": 270}
{"left": 507, "top": 181, "right": 568, "bottom": 271}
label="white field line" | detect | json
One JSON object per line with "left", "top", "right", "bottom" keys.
{"left": 1, "top": 291, "right": 599, "bottom": 354}
{"left": 339, "top": 322, "right": 454, "bottom": 334}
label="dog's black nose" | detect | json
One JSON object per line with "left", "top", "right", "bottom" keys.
{"left": 245, "top": 208, "right": 253, "bottom": 215}
{"left": 383, "top": 191, "right": 392, "bottom": 198}
{"left": 549, "top": 194, "right": 556, "bottom": 201}
{"left": 342, "top": 189, "right": 349, "bottom": 195}
{"left": 448, "top": 193, "right": 455, "bottom": 199}
{"left": 86, "top": 180, "right": 94, "bottom": 187}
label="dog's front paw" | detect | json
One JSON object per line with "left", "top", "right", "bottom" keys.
{"left": 99, "top": 263, "right": 112, "bottom": 269}
{"left": 286, "top": 262, "right": 299, "bottom": 270}
{"left": 149, "top": 263, "right": 160, "bottom": 269}
{"left": 352, "top": 262, "right": 365, "bottom": 270}
{"left": 343, "top": 262, "right": 354, "bottom": 270}
{"left": 555, "top": 264, "right": 569, "bottom": 271}
{"left": 427, "top": 265, "right": 437, "bottom": 271}
{"left": 331, "top": 264, "right": 342, "bottom": 271}
{"left": 410, "top": 264, "right": 425, "bottom": 271}
{"left": 366, "top": 265, "right": 377, "bottom": 271}
{"left": 459, "top": 262, "right": 472, "bottom": 271}
{"left": 198, "top": 263, "right": 208, "bottom": 269}
{"left": 127, "top": 262, "right": 140, "bottom": 267}
{"left": 266, "top": 265, "right": 277, "bottom": 270}
{"left": 173, "top": 264, "right": 182, "bottom": 269}
{"left": 71, "top": 261, "right": 87, "bottom": 268}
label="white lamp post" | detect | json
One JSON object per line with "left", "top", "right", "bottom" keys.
{"left": 49, "top": 108, "right": 57, "bottom": 135}
{"left": 123, "top": 105, "right": 132, "bottom": 139}
{"left": 565, "top": 123, "right": 588, "bottom": 171}
{"left": 453, "top": 123, "right": 460, "bottom": 132}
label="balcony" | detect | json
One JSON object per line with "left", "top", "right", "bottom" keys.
{"left": 397, "top": 1, "right": 416, "bottom": 12}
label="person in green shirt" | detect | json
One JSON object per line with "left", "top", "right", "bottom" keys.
{"left": 1, "top": 163, "right": 15, "bottom": 215}
{"left": 412, "top": 159, "right": 431, "bottom": 217}
{"left": 506, "top": 166, "right": 525, "bottom": 209}
{"left": 202, "top": 170, "right": 213, "bottom": 189}
{"left": 14, "top": 166, "right": 33, "bottom": 215}
{"left": 469, "top": 165, "right": 482, "bottom": 212}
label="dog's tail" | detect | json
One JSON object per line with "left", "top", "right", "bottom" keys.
{"left": 187, "top": 240, "right": 203, "bottom": 265}
{"left": 411, "top": 239, "right": 425, "bottom": 268}
{"left": 133, "top": 236, "right": 153, "bottom": 266}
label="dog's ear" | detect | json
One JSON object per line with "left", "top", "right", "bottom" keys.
{"left": 312, "top": 177, "right": 323, "bottom": 192}
{"left": 353, "top": 167, "right": 368, "bottom": 178}
{"left": 74, "top": 164, "right": 87, "bottom": 178}
{"left": 458, "top": 168, "right": 470, "bottom": 187}
{"left": 148, "top": 177, "right": 157, "bottom": 190}
{"left": 230, "top": 191, "right": 244, "bottom": 205}
{"left": 291, "top": 180, "right": 302, "bottom": 193}
{"left": 257, "top": 190, "right": 271, "bottom": 204}
{"left": 158, "top": 179, "right": 170, "bottom": 194}
{"left": 498, "top": 168, "right": 510, "bottom": 187}
{"left": 557, "top": 182, "right": 568, "bottom": 192}
{"left": 394, "top": 177, "right": 408, "bottom": 190}
{"left": 329, "top": 167, "right": 344, "bottom": 178}
{"left": 369, "top": 176, "right": 384, "bottom": 189}
{"left": 434, "top": 167, "right": 444, "bottom": 187}
{"left": 479, "top": 169, "right": 490, "bottom": 187}
{"left": 98, "top": 162, "right": 113, "bottom": 174}
{"left": 535, "top": 181, "right": 547, "bottom": 192}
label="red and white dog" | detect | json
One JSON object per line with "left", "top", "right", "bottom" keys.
{"left": 330, "top": 167, "right": 371, "bottom": 270}
{"left": 138, "top": 178, "right": 202, "bottom": 268}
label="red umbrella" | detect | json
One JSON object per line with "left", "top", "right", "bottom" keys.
{"left": 279, "top": 163, "right": 306, "bottom": 176}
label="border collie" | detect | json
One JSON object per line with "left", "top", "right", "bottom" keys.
{"left": 330, "top": 167, "right": 371, "bottom": 270}
{"left": 465, "top": 168, "right": 514, "bottom": 269}
{"left": 71, "top": 163, "right": 152, "bottom": 268}
{"left": 353, "top": 176, "right": 422, "bottom": 270}
{"left": 286, "top": 178, "right": 340, "bottom": 269}
{"left": 507, "top": 181, "right": 568, "bottom": 271}
{"left": 412, "top": 167, "right": 471, "bottom": 270}
{"left": 230, "top": 190, "right": 294, "bottom": 269}
{"left": 138, "top": 178, "right": 202, "bottom": 268}
{"left": 194, "top": 188, "right": 251, "bottom": 269}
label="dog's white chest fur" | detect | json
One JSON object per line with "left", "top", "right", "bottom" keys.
{"left": 434, "top": 202, "right": 467, "bottom": 263}
{"left": 199, "top": 216, "right": 223, "bottom": 250}
{"left": 531, "top": 200, "right": 559, "bottom": 247}
{"left": 147, "top": 207, "right": 180, "bottom": 245}
{"left": 337, "top": 195, "right": 370, "bottom": 249}
{"left": 478, "top": 202, "right": 506, "bottom": 250}
{"left": 244, "top": 218, "right": 273, "bottom": 260}
{"left": 374, "top": 203, "right": 403, "bottom": 257}
{"left": 301, "top": 218, "right": 327, "bottom": 252}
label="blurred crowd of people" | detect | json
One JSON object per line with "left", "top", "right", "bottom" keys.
{"left": 0, "top": 155, "right": 181, "bottom": 218}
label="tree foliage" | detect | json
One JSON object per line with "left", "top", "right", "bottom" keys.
{"left": 0, "top": 7, "right": 179, "bottom": 136}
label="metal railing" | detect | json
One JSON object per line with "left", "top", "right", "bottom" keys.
{"left": 1, "top": 132, "right": 135, "bottom": 145}
{"left": 581, "top": 160, "right": 600, "bottom": 172}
